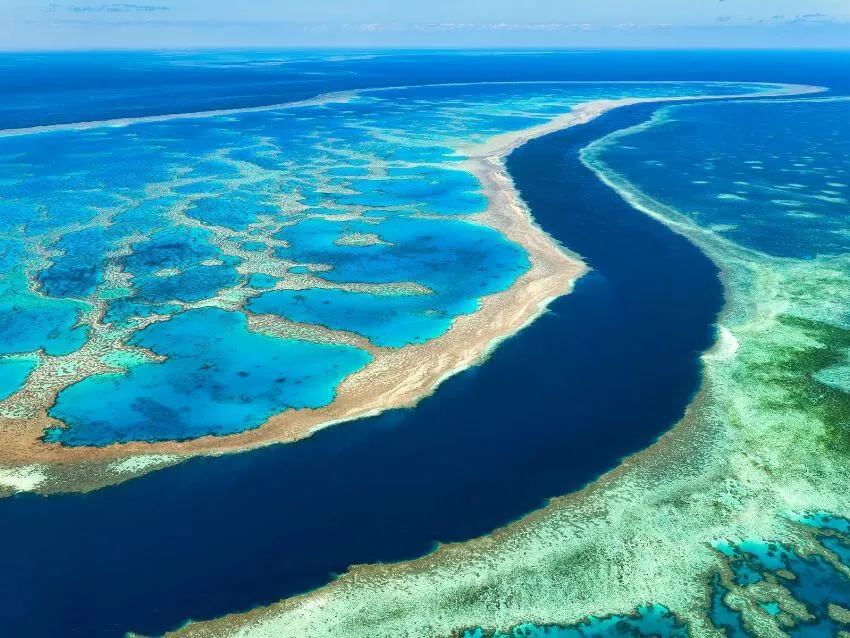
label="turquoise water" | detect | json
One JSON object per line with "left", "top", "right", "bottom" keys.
{"left": 0, "top": 248, "right": 88, "bottom": 357}
{"left": 710, "top": 574, "right": 750, "bottom": 638}
{"left": 0, "top": 357, "right": 38, "bottom": 402}
{"left": 247, "top": 274, "right": 279, "bottom": 290}
{"left": 251, "top": 288, "right": 455, "bottom": 347}
{"left": 711, "top": 529, "right": 850, "bottom": 637}
{"left": 0, "top": 80, "right": 773, "bottom": 444}
{"left": 822, "top": 536, "right": 850, "bottom": 566}
{"left": 249, "top": 216, "right": 528, "bottom": 347}
{"left": 463, "top": 605, "right": 687, "bottom": 638}
{"left": 334, "top": 168, "right": 487, "bottom": 214}
{"left": 45, "top": 308, "right": 371, "bottom": 445}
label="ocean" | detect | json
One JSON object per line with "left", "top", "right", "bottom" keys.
{"left": 0, "top": 50, "right": 847, "bottom": 636}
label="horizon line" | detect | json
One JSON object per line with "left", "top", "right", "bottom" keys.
{"left": 3, "top": 45, "right": 850, "bottom": 54}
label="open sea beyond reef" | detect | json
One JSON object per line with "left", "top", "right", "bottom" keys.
{"left": 0, "top": 51, "right": 848, "bottom": 636}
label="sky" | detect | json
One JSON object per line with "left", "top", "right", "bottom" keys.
{"left": 2, "top": 0, "right": 850, "bottom": 50}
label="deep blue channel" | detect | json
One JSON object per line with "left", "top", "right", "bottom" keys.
{"left": 0, "top": 103, "right": 723, "bottom": 637}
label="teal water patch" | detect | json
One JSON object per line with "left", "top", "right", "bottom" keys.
{"left": 0, "top": 243, "right": 87, "bottom": 356}
{"left": 814, "top": 359, "right": 850, "bottom": 393}
{"left": 38, "top": 228, "right": 112, "bottom": 298}
{"left": 240, "top": 241, "right": 267, "bottom": 252}
{"left": 713, "top": 533, "right": 850, "bottom": 636}
{"left": 463, "top": 604, "right": 687, "bottom": 638}
{"left": 186, "top": 192, "right": 277, "bottom": 231}
{"left": 124, "top": 228, "right": 243, "bottom": 303}
{"left": 710, "top": 574, "right": 749, "bottom": 638}
{"left": 247, "top": 274, "right": 278, "bottom": 289}
{"left": 275, "top": 216, "right": 528, "bottom": 291}
{"left": 45, "top": 308, "right": 372, "bottom": 445}
{"left": 791, "top": 511, "right": 850, "bottom": 535}
{"left": 0, "top": 357, "right": 38, "bottom": 401}
{"left": 254, "top": 216, "right": 529, "bottom": 346}
{"left": 124, "top": 227, "right": 234, "bottom": 277}
{"left": 249, "top": 288, "right": 459, "bottom": 347}
{"left": 0, "top": 290, "right": 87, "bottom": 356}
{"left": 782, "top": 551, "right": 850, "bottom": 635}
{"left": 714, "top": 539, "right": 788, "bottom": 586}
{"left": 133, "top": 264, "right": 241, "bottom": 304}
{"left": 821, "top": 536, "right": 850, "bottom": 567}
{"left": 334, "top": 168, "right": 487, "bottom": 215}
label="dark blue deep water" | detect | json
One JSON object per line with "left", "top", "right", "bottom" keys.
{"left": 0, "top": 49, "right": 848, "bottom": 130}
{"left": 0, "top": 51, "right": 847, "bottom": 637}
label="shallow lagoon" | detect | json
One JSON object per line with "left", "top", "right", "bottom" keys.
{"left": 250, "top": 216, "right": 529, "bottom": 347}
{"left": 46, "top": 308, "right": 371, "bottom": 445}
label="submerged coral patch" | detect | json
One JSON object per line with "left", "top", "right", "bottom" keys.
{"left": 45, "top": 308, "right": 372, "bottom": 445}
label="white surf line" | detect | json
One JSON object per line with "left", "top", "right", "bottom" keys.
{"left": 352, "top": 80, "right": 823, "bottom": 102}
{"left": 356, "top": 79, "right": 791, "bottom": 92}
{"left": 459, "top": 83, "right": 825, "bottom": 163}
{"left": 0, "top": 89, "right": 358, "bottom": 138}
{"left": 737, "top": 94, "right": 850, "bottom": 105}
{"left": 0, "top": 81, "right": 821, "bottom": 139}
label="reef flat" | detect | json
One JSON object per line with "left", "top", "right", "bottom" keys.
{"left": 0, "top": 80, "right": 791, "bottom": 495}
{"left": 170, "top": 94, "right": 849, "bottom": 636}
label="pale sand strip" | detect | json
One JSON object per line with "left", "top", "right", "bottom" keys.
{"left": 0, "top": 91, "right": 358, "bottom": 137}
{"left": 0, "top": 83, "right": 823, "bottom": 492}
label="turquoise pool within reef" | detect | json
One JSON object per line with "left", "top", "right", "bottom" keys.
{"left": 247, "top": 216, "right": 529, "bottom": 347}
{"left": 0, "top": 80, "right": 766, "bottom": 446}
{"left": 0, "top": 357, "right": 38, "bottom": 402}
{"left": 44, "top": 309, "right": 372, "bottom": 445}
{"left": 463, "top": 605, "right": 687, "bottom": 638}
{"left": 710, "top": 515, "right": 850, "bottom": 637}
